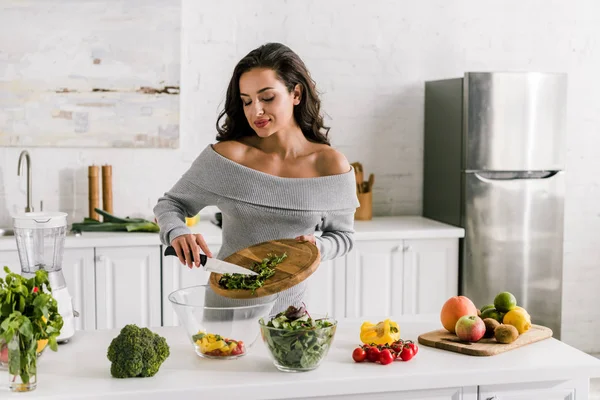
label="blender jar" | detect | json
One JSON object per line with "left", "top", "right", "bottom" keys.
{"left": 12, "top": 212, "right": 68, "bottom": 274}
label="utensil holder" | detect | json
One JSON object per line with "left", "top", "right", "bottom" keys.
{"left": 355, "top": 191, "right": 372, "bottom": 220}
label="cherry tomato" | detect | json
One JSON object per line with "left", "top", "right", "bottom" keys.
{"left": 231, "top": 342, "right": 245, "bottom": 356}
{"left": 407, "top": 342, "right": 418, "bottom": 355}
{"left": 367, "top": 347, "right": 381, "bottom": 363}
{"left": 399, "top": 346, "right": 415, "bottom": 361}
{"left": 391, "top": 342, "right": 403, "bottom": 354}
{"left": 352, "top": 347, "right": 367, "bottom": 362}
{"left": 379, "top": 349, "right": 394, "bottom": 365}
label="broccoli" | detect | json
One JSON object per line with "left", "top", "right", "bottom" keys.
{"left": 107, "top": 324, "right": 170, "bottom": 378}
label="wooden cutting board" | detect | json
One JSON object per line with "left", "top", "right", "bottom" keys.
{"left": 418, "top": 324, "right": 553, "bottom": 356}
{"left": 208, "top": 239, "right": 320, "bottom": 299}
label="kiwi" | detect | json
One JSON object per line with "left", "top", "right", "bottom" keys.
{"left": 483, "top": 318, "right": 500, "bottom": 338}
{"left": 494, "top": 324, "right": 519, "bottom": 344}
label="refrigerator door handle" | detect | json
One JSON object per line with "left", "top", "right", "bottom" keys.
{"left": 472, "top": 171, "right": 561, "bottom": 181}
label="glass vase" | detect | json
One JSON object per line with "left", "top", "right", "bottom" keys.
{"left": 7, "top": 334, "right": 37, "bottom": 392}
{"left": 0, "top": 338, "right": 7, "bottom": 370}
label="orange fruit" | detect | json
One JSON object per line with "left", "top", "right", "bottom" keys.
{"left": 440, "top": 296, "right": 478, "bottom": 333}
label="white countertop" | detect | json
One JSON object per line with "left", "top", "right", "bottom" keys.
{"left": 0, "top": 216, "right": 464, "bottom": 251}
{"left": 2, "top": 316, "right": 599, "bottom": 399}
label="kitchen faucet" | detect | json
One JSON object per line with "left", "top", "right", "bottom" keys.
{"left": 17, "top": 150, "right": 33, "bottom": 212}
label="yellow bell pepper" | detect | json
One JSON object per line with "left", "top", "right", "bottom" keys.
{"left": 360, "top": 319, "right": 400, "bottom": 345}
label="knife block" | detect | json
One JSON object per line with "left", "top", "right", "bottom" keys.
{"left": 355, "top": 190, "right": 372, "bottom": 220}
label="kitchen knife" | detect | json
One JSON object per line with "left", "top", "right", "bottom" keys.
{"left": 163, "top": 246, "right": 258, "bottom": 276}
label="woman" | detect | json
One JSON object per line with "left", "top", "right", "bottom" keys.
{"left": 154, "top": 43, "right": 359, "bottom": 313}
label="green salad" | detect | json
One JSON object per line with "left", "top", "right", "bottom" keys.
{"left": 259, "top": 305, "right": 336, "bottom": 370}
{"left": 218, "top": 253, "right": 287, "bottom": 294}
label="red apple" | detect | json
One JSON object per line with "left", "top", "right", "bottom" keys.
{"left": 455, "top": 315, "right": 486, "bottom": 342}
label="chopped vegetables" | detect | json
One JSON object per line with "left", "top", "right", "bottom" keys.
{"left": 192, "top": 332, "right": 245, "bottom": 357}
{"left": 218, "top": 253, "right": 287, "bottom": 294}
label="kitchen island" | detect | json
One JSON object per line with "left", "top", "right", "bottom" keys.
{"left": 2, "top": 316, "right": 599, "bottom": 399}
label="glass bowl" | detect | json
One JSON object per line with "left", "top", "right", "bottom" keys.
{"left": 168, "top": 285, "right": 277, "bottom": 360}
{"left": 259, "top": 315, "right": 337, "bottom": 372}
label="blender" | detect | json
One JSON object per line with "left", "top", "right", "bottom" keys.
{"left": 12, "top": 212, "right": 76, "bottom": 343}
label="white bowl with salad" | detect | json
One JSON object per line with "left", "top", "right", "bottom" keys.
{"left": 259, "top": 305, "right": 337, "bottom": 372}
{"left": 169, "top": 285, "right": 278, "bottom": 359}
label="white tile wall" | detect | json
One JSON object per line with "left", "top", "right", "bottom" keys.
{"left": 1, "top": 0, "right": 599, "bottom": 352}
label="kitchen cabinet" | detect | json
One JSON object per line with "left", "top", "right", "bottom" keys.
{"left": 344, "top": 238, "right": 458, "bottom": 318}
{"left": 303, "top": 258, "right": 346, "bottom": 317}
{"left": 311, "top": 386, "right": 477, "bottom": 400}
{"left": 61, "top": 248, "right": 96, "bottom": 331}
{"left": 95, "top": 246, "right": 161, "bottom": 330}
{"left": 0, "top": 250, "right": 20, "bottom": 278}
{"left": 0, "top": 217, "right": 465, "bottom": 331}
{"left": 161, "top": 244, "right": 222, "bottom": 327}
{"left": 478, "top": 379, "right": 587, "bottom": 400}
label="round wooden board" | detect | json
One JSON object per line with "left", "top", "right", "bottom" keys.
{"left": 208, "top": 239, "right": 320, "bottom": 299}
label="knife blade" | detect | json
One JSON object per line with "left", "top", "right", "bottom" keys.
{"left": 163, "top": 246, "right": 258, "bottom": 276}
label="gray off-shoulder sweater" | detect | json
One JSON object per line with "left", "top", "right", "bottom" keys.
{"left": 153, "top": 144, "right": 359, "bottom": 314}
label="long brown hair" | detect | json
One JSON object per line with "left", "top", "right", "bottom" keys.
{"left": 216, "top": 43, "right": 330, "bottom": 145}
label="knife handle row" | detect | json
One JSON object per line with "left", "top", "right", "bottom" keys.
{"left": 164, "top": 246, "right": 207, "bottom": 265}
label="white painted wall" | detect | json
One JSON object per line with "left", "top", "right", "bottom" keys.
{"left": 0, "top": 0, "right": 599, "bottom": 352}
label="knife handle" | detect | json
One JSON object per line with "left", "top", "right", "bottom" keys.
{"left": 164, "top": 246, "right": 207, "bottom": 265}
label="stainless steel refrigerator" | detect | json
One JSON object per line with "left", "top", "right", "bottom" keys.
{"left": 422, "top": 72, "right": 567, "bottom": 338}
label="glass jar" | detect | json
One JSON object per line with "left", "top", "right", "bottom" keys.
{"left": 6, "top": 333, "right": 37, "bottom": 392}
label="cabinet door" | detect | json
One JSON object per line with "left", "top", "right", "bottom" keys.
{"left": 402, "top": 239, "right": 459, "bottom": 314}
{"left": 95, "top": 246, "right": 161, "bottom": 330}
{"left": 61, "top": 248, "right": 96, "bottom": 331}
{"left": 303, "top": 258, "right": 346, "bottom": 318}
{"left": 345, "top": 240, "right": 404, "bottom": 318}
{"left": 0, "top": 250, "right": 20, "bottom": 278}
{"left": 161, "top": 245, "right": 221, "bottom": 327}
{"left": 478, "top": 379, "right": 587, "bottom": 400}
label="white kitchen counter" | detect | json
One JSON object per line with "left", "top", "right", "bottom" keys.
{"left": 0, "top": 216, "right": 464, "bottom": 251}
{"left": 1, "top": 317, "right": 599, "bottom": 399}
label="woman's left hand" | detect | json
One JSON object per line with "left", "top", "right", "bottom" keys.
{"left": 295, "top": 234, "right": 316, "bottom": 244}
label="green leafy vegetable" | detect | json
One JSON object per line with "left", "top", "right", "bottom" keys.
{"left": 71, "top": 208, "right": 159, "bottom": 233}
{"left": 259, "top": 305, "right": 336, "bottom": 370}
{"left": 0, "top": 267, "right": 64, "bottom": 385}
{"left": 218, "top": 253, "right": 287, "bottom": 294}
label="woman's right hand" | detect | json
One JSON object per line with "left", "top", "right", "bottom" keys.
{"left": 171, "top": 234, "right": 213, "bottom": 268}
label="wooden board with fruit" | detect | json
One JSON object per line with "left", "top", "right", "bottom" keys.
{"left": 418, "top": 291, "right": 553, "bottom": 356}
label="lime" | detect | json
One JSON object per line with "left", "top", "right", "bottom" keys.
{"left": 480, "top": 304, "right": 495, "bottom": 313}
{"left": 480, "top": 307, "right": 503, "bottom": 323}
{"left": 494, "top": 292, "right": 517, "bottom": 313}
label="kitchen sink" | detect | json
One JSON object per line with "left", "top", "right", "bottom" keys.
{"left": 0, "top": 228, "right": 14, "bottom": 237}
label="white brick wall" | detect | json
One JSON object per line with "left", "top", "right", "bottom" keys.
{"left": 1, "top": 0, "right": 599, "bottom": 351}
